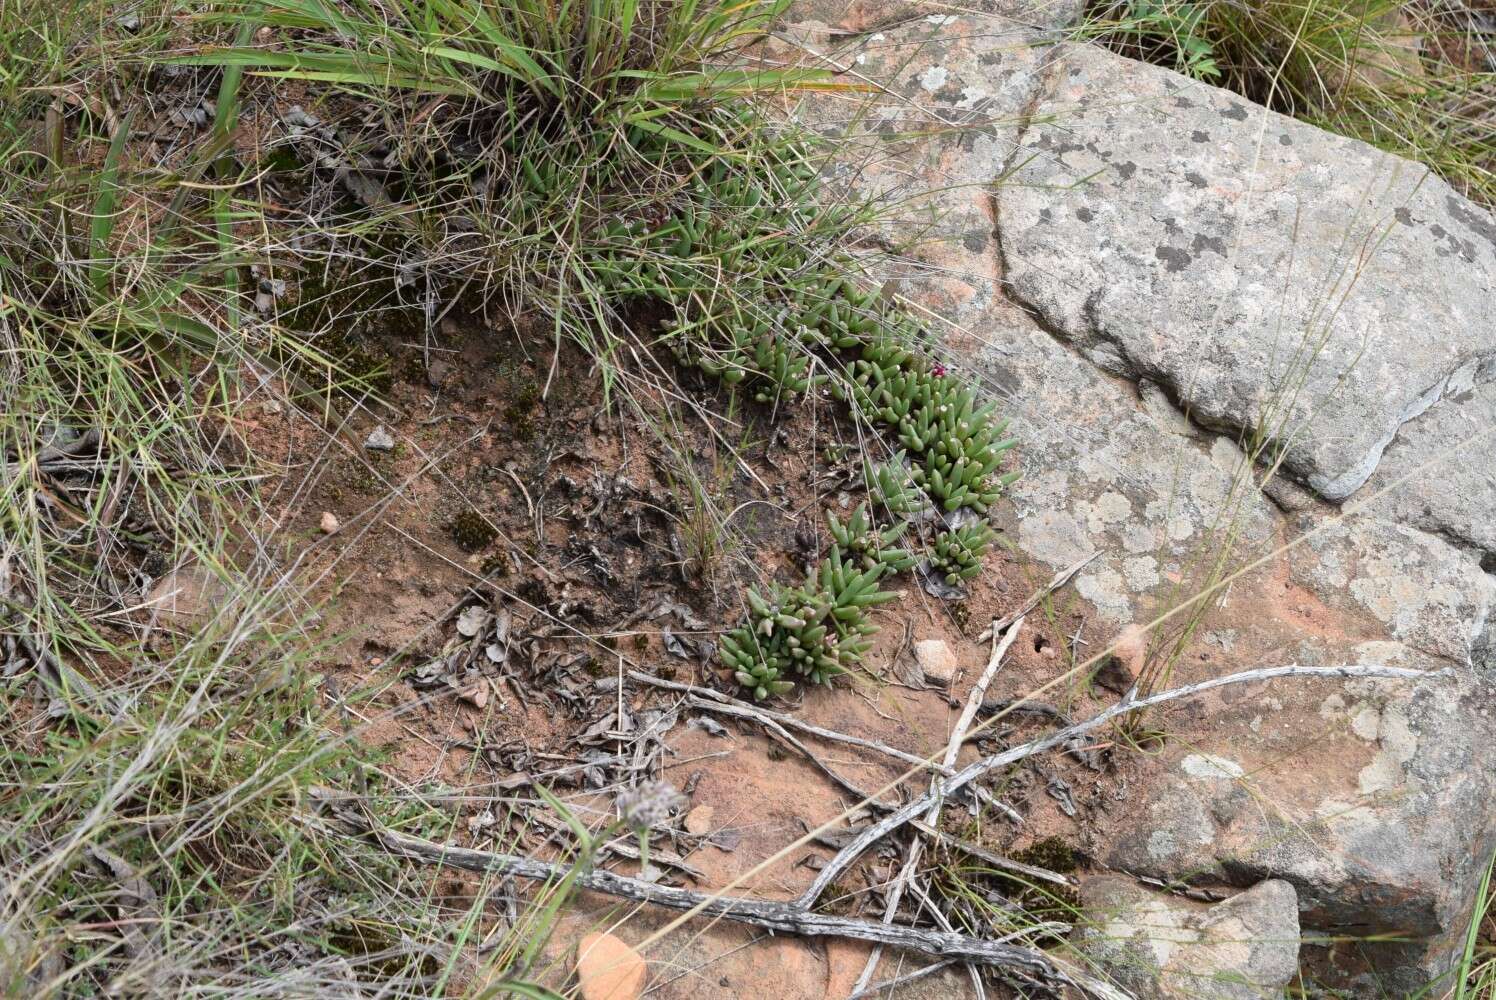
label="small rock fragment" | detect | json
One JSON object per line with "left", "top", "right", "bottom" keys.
{"left": 458, "top": 684, "right": 488, "bottom": 710}
{"left": 914, "top": 639, "right": 957, "bottom": 686}
{"left": 364, "top": 424, "right": 395, "bottom": 451}
{"left": 1096, "top": 624, "right": 1146, "bottom": 694}
{"left": 145, "top": 566, "right": 229, "bottom": 625}
{"left": 576, "top": 932, "right": 646, "bottom": 1000}
{"left": 1093, "top": 654, "right": 1136, "bottom": 695}
{"left": 425, "top": 360, "right": 452, "bottom": 388}
{"left": 683, "top": 805, "right": 715, "bottom": 836}
{"left": 1072, "top": 875, "right": 1299, "bottom": 999}
{"left": 455, "top": 605, "right": 489, "bottom": 637}
{"left": 319, "top": 511, "right": 340, "bottom": 534}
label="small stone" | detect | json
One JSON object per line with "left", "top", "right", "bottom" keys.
{"left": 1093, "top": 655, "right": 1136, "bottom": 695}
{"left": 459, "top": 684, "right": 488, "bottom": 710}
{"left": 683, "top": 805, "right": 714, "bottom": 836}
{"left": 1096, "top": 624, "right": 1146, "bottom": 694}
{"left": 914, "top": 639, "right": 957, "bottom": 686}
{"left": 576, "top": 932, "right": 646, "bottom": 1000}
{"left": 1073, "top": 876, "right": 1299, "bottom": 999}
{"left": 319, "top": 511, "right": 340, "bottom": 534}
{"left": 145, "top": 566, "right": 228, "bottom": 625}
{"left": 364, "top": 424, "right": 395, "bottom": 451}
{"left": 425, "top": 360, "right": 452, "bottom": 388}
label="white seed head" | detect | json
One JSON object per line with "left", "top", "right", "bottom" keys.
{"left": 616, "top": 780, "right": 685, "bottom": 834}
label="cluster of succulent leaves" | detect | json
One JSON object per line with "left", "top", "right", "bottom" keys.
{"left": 715, "top": 306, "right": 1023, "bottom": 695}
{"left": 863, "top": 453, "right": 930, "bottom": 516}
{"left": 724, "top": 494, "right": 1002, "bottom": 700}
{"left": 718, "top": 549, "right": 897, "bottom": 700}
{"left": 588, "top": 109, "right": 1027, "bottom": 700}
{"left": 825, "top": 505, "right": 916, "bottom": 573}
{"left": 688, "top": 286, "right": 1023, "bottom": 697}
{"left": 844, "top": 339, "right": 1021, "bottom": 514}
{"left": 930, "top": 521, "right": 997, "bottom": 587}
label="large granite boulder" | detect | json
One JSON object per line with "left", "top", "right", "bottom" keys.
{"left": 996, "top": 43, "right": 1496, "bottom": 504}
{"left": 1103, "top": 667, "right": 1496, "bottom": 993}
{"left": 776, "top": 13, "right": 1496, "bottom": 993}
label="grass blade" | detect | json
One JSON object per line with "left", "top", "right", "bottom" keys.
{"left": 88, "top": 109, "right": 134, "bottom": 293}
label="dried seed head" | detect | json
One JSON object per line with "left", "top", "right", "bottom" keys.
{"left": 616, "top": 780, "right": 685, "bottom": 835}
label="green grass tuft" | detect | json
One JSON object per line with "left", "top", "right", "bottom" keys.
{"left": 1082, "top": 0, "right": 1496, "bottom": 205}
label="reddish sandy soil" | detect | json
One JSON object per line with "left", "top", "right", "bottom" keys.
{"left": 226, "top": 303, "right": 1420, "bottom": 997}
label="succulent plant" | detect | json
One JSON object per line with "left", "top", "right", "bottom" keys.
{"left": 719, "top": 548, "right": 896, "bottom": 699}
{"left": 825, "top": 504, "right": 916, "bottom": 573}
{"left": 863, "top": 452, "right": 930, "bottom": 516}
{"left": 849, "top": 343, "right": 1021, "bottom": 515}
{"left": 930, "top": 521, "right": 996, "bottom": 586}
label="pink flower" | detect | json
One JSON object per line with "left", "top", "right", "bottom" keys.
{"left": 931, "top": 362, "right": 948, "bottom": 377}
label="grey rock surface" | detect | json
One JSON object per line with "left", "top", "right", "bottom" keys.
{"left": 781, "top": 0, "right": 1082, "bottom": 35}
{"left": 783, "top": 13, "right": 1496, "bottom": 993}
{"left": 997, "top": 44, "right": 1496, "bottom": 502}
{"left": 1074, "top": 876, "right": 1300, "bottom": 999}
{"left": 1358, "top": 356, "right": 1496, "bottom": 563}
{"left": 1288, "top": 513, "right": 1494, "bottom": 667}
{"left": 1104, "top": 667, "right": 1496, "bottom": 994}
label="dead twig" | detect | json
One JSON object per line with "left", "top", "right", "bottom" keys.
{"left": 679, "top": 694, "right": 896, "bottom": 809}
{"left": 622, "top": 670, "right": 947, "bottom": 774}
{"left": 844, "top": 959, "right": 957, "bottom": 999}
{"left": 851, "top": 616, "right": 1026, "bottom": 998}
{"left": 976, "top": 552, "right": 1099, "bottom": 642}
{"left": 313, "top": 805, "right": 1129, "bottom": 997}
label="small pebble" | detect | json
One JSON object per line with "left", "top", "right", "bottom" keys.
{"left": 576, "top": 932, "right": 646, "bottom": 1000}
{"left": 364, "top": 425, "right": 395, "bottom": 451}
{"left": 319, "top": 511, "right": 340, "bottom": 534}
{"left": 683, "top": 804, "right": 715, "bottom": 836}
{"left": 914, "top": 639, "right": 957, "bottom": 686}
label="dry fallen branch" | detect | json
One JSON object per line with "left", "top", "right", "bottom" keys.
{"left": 682, "top": 692, "right": 896, "bottom": 808}
{"left": 845, "top": 959, "right": 958, "bottom": 1000}
{"left": 312, "top": 803, "right": 1126, "bottom": 997}
{"left": 622, "top": 670, "right": 946, "bottom": 774}
{"left": 798, "top": 663, "right": 1430, "bottom": 910}
{"left": 976, "top": 552, "right": 1098, "bottom": 643}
